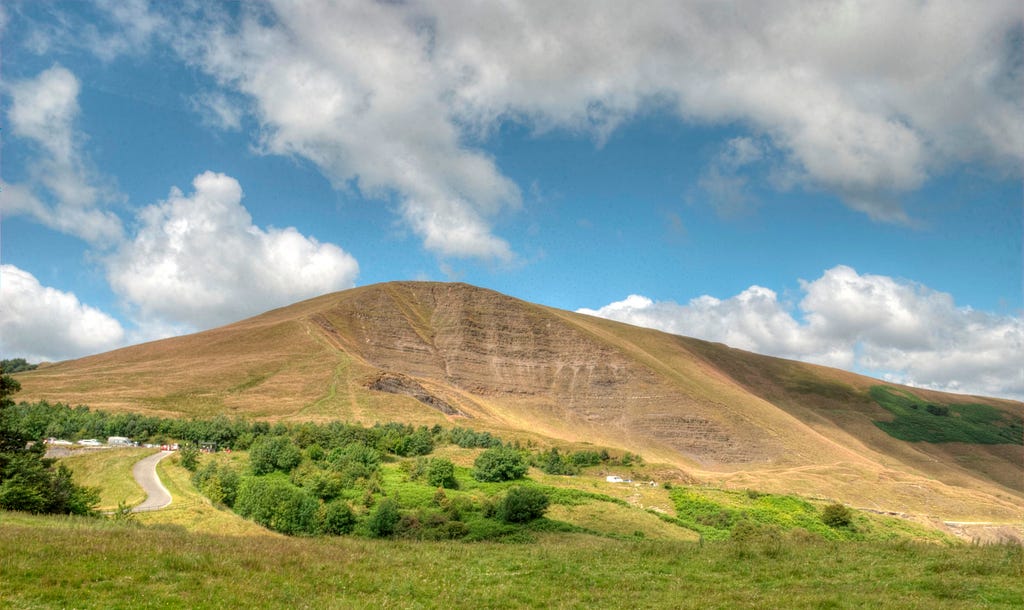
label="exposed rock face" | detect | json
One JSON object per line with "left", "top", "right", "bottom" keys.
{"left": 365, "top": 372, "right": 466, "bottom": 417}
{"left": 311, "top": 282, "right": 771, "bottom": 463}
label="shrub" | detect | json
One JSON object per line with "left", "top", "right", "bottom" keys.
{"left": 317, "top": 500, "right": 356, "bottom": 535}
{"left": 535, "top": 448, "right": 578, "bottom": 475}
{"left": 193, "top": 461, "right": 240, "bottom": 507}
{"left": 249, "top": 435, "right": 303, "bottom": 475}
{"left": 426, "top": 457, "right": 458, "bottom": 488}
{"left": 473, "top": 446, "right": 528, "bottom": 482}
{"left": 822, "top": 503, "right": 854, "bottom": 529}
{"left": 567, "top": 450, "right": 603, "bottom": 467}
{"left": 234, "top": 476, "right": 318, "bottom": 535}
{"left": 497, "top": 486, "right": 549, "bottom": 523}
{"left": 367, "top": 497, "right": 401, "bottom": 537}
{"left": 179, "top": 446, "right": 200, "bottom": 472}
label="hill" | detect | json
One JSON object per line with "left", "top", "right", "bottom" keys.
{"left": 14, "top": 281, "right": 1023, "bottom": 523}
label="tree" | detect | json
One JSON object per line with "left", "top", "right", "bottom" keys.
{"left": 472, "top": 446, "right": 528, "bottom": 482}
{"left": 0, "top": 359, "right": 37, "bottom": 374}
{"left": 497, "top": 486, "right": 549, "bottom": 523}
{"left": 0, "top": 368, "right": 98, "bottom": 515}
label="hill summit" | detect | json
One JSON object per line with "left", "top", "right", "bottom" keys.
{"left": 15, "top": 281, "right": 1023, "bottom": 521}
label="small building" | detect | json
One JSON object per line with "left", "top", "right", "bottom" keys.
{"left": 108, "top": 436, "right": 131, "bottom": 446}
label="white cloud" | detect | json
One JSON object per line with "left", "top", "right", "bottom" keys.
{"left": 579, "top": 266, "right": 1024, "bottom": 400}
{"left": 0, "top": 265, "right": 125, "bottom": 362}
{"left": 190, "top": 90, "right": 244, "bottom": 131}
{"left": 106, "top": 171, "right": 359, "bottom": 330}
{"left": 4, "top": 65, "right": 123, "bottom": 244}
{"left": 76, "top": 0, "right": 1016, "bottom": 258}
{"left": 178, "top": 1, "right": 1018, "bottom": 245}
{"left": 185, "top": 1, "right": 520, "bottom": 262}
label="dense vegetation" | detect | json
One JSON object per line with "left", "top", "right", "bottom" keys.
{"left": 664, "top": 487, "right": 892, "bottom": 543}
{"left": 4, "top": 399, "right": 661, "bottom": 539}
{"left": 0, "top": 370, "right": 98, "bottom": 515}
{"left": 871, "top": 386, "right": 1023, "bottom": 444}
{"left": 0, "top": 359, "right": 38, "bottom": 374}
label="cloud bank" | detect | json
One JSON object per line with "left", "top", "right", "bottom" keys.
{"left": 107, "top": 171, "right": 359, "bottom": 330}
{"left": 0, "top": 265, "right": 125, "bottom": 362}
{"left": 579, "top": 266, "right": 1024, "bottom": 399}
{"left": 152, "top": 0, "right": 1020, "bottom": 257}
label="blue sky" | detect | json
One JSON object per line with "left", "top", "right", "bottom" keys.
{"left": 1, "top": 1, "right": 1021, "bottom": 399}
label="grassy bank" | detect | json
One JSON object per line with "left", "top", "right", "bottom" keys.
{"left": 1, "top": 512, "right": 1020, "bottom": 609}
{"left": 62, "top": 447, "right": 155, "bottom": 511}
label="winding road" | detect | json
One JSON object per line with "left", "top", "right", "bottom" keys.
{"left": 131, "top": 450, "right": 174, "bottom": 512}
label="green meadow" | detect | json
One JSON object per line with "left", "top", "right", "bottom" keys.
{"left": 2, "top": 511, "right": 1021, "bottom": 609}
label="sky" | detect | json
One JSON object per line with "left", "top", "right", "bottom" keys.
{"left": 1, "top": 1, "right": 1021, "bottom": 399}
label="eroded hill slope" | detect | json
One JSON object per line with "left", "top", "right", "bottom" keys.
{"left": 15, "top": 282, "right": 1023, "bottom": 520}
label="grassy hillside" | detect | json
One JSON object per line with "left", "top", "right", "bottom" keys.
{"left": 14, "top": 281, "right": 1023, "bottom": 523}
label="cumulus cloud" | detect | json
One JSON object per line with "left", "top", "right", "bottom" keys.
{"left": 186, "top": 1, "right": 520, "bottom": 261}
{"left": 0, "top": 265, "right": 125, "bottom": 362}
{"left": 106, "top": 171, "right": 359, "bottom": 330}
{"left": 4, "top": 65, "right": 123, "bottom": 244}
{"left": 123, "top": 0, "right": 1017, "bottom": 258}
{"left": 579, "top": 266, "right": 1024, "bottom": 400}
{"left": 88, "top": 3, "right": 1011, "bottom": 242}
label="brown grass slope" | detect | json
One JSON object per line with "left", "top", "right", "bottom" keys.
{"left": 15, "top": 281, "right": 1023, "bottom": 521}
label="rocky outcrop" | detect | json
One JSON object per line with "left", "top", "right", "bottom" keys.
{"left": 364, "top": 371, "right": 466, "bottom": 417}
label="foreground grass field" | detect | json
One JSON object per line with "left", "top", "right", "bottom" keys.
{"left": 1, "top": 512, "right": 1021, "bottom": 609}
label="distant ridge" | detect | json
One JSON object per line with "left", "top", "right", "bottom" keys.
{"left": 15, "top": 281, "right": 1024, "bottom": 521}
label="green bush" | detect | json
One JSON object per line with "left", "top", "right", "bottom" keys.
{"left": 497, "top": 486, "right": 549, "bottom": 523}
{"left": 317, "top": 500, "right": 356, "bottom": 535}
{"left": 822, "top": 503, "right": 854, "bottom": 529}
{"left": 534, "top": 448, "right": 578, "bottom": 475}
{"left": 234, "top": 476, "right": 318, "bottom": 535}
{"left": 179, "top": 446, "right": 200, "bottom": 472}
{"left": 473, "top": 446, "right": 528, "bottom": 482}
{"left": 367, "top": 497, "right": 401, "bottom": 538}
{"left": 249, "top": 435, "right": 303, "bottom": 475}
{"left": 193, "top": 461, "right": 240, "bottom": 507}
{"left": 426, "top": 457, "right": 457, "bottom": 488}
{"left": 567, "top": 450, "right": 603, "bottom": 467}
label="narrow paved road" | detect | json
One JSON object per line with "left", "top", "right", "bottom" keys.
{"left": 131, "top": 450, "right": 174, "bottom": 512}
